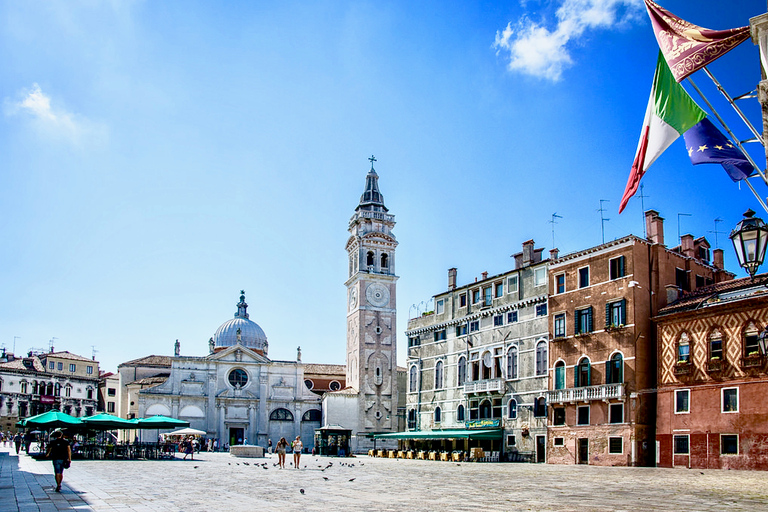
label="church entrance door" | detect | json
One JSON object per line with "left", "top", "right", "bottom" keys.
{"left": 230, "top": 427, "right": 245, "bottom": 446}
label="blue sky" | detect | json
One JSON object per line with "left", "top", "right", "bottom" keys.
{"left": 1, "top": 0, "right": 766, "bottom": 373}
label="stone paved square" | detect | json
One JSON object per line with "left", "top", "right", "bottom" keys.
{"left": 3, "top": 446, "right": 768, "bottom": 511}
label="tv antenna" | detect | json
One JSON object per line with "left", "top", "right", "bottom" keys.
{"left": 549, "top": 213, "right": 562, "bottom": 250}
{"left": 708, "top": 217, "right": 727, "bottom": 249}
{"left": 598, "top": 200, "right": 610, "bottom": 244}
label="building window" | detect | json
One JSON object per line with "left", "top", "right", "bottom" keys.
{"left": 507, "top": 311, "right": 518, "bottom": 323}
{"left": 269, "top": 408, "right": 294, "bottom": 421}
{"left": 554, "top": 313, "right": 566, "bottom": 338}
{"left": 608, "top": 437, "right": 623, "bottom": 454}
{"left": 86, "top": 365, "right": 93, "bottom": 375}
{"left": 609, "top": 256, "right": 626, "bottom": 280}
{"left": 675, "top": 267, "right": 689, "bottom": 291}
{"left": 55, "top": 383, "right": 61, "bottom": 396}
{"left": 536, "top": 304, "right": 547, "bottom": 317}
{"left": 709, "top": 329, "right": 723, "bottom": 361}
{"left": 381, "top": 253, "right": 388, "bottom": 268}
{"left": 20, "top": 382, "right": 28, "bottom": 394}
{"left": 744, "top": 323, "right": 761, "bottom": 357}
{"left": 534, "top": 267, "right": 546, "bottom": 286}
{"left": 436, "top": 300, "right": 444, "bottom": 315}
{"left": 575, "top": 358, "right": 591, "bottom": 387}
{"left": 555, "top": 273, "right": 565, "bottom": 294}
{"left": 494, "top": 315, "right": 504, "bottom": 327}
{"left": 484, "top": 287, "right": 492, "bottom": 307}
{"left": 434, "top": 330, "right": 446, "bottom": 342}
{"left": 554, "top": 361, "right": 565, "bottom": 390}
{"left": 722, "top": 387, "right": 739, "bottom": 413}
{"left": 535, "top": 342, "right": 547, "bottom": 376}
{"left": 329, "top": 380, "right": 341, "bottom": 391}
{"left": 69, "top": 363, "right": 76, "bottom": 372}
{"left": 457, "top": 356, "right": 466, "bottom": 385}
{"left": 456, "top": 324, "right": 467, "bottom": 337}
{"left": 495, "top": 282, "right": 504, "bottom": 298}
{"left": 553, "top": 437, "right": 564, "bottom": 447}
{"left": 577, "top": 405, "right": 590, "bottom": 425}
{"left": 507, "top": 347, "right": 518, "bottom": 380}
{"left": 721, "top": 434, "right": 739, "bottom": 455}
{"left": 472, "top": 289, "right": 480, "bottom": 304}
{"left": 302, "top": 409, "right": 322, "bottom": 422}
{"left": 578, "top": 267, "right": 590, "bottom": 288}
{"left": 605, "top": 299, "right": 626, "bottom": 328}
{"left": 457, "top": 404, "right": 465, "bottom": 422}
{"left": 609, "top": 403, "right": 623, "bottom": 424}
{"left": 435, "top": 361, "right": 444, "bottom": 389}
{"left": 606, "top": 353, "right": 623, "bottom": 384}
{"left": 553, "top": 407, "right": 565, "bottom": 426}
{"left": 407, "top": 409, "right": 417, "bottom": 429}
{"left": 575, "top": 307, "right": 593, "bottom": 334}
{"left": 434, "top": 407, "right": 441, "bottom": 423}
{"left": 304, "top": 379, "right": 314, "bottom": 390}
{"left": 507, "top": 276, "right": 518, "bottom": 294}
{"left": 508, "top": 399, "right": 517, "bottom": 419}
{"left": 409, "top": 366, "right": 418, "bottom": 392}
{"left": 408, "top": 336, "right": 420, "bottom": 347}
{"left": 49, "top": 361, "right": 55, "bottom": 370}
{"left": 675, "top": 389, "right": 690, "bottom": 414}
{"left": 459, "top": 294, "right": 467, "bottom": 307}
{"left": 86, "top": 388, "right": 93, "bottom": 400}
{"left": 228, "top": 369, "right": 248, "bottom": 388}
{"left": 57, "top": 362, "right": 63, "bottom": 371}
{"left": 65, "top": 386, "right": 71, "bottom": 398}
{"left": 107, "top": 402, "right": 115, "bottom": 413}
{"left": 507, "top": 434, "right": 516, "bottom": 446}
{"left": 107, "top": 388, "right": 116, "bottom": 397}
{"left": 533, "top": 397, "right": 547, "bottom": 417}
{"left": 673, "top": 435, "right": 690, "bottom": 455}
{"left": 469, "top": 320, "right": 479, "bottom": 332}
{"left": 677, "top": 333, "right": 691, "bottom": 363}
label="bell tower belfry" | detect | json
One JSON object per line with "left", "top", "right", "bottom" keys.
{"left": 345, "top": 156, "right": 398, "bottom": 433}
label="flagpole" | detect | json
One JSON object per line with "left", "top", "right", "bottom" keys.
{"left": 702, "top": 66, "right": 765, "bottom": 146}
{"left": 743, "top": 177, "right": 768, "bottom": 214}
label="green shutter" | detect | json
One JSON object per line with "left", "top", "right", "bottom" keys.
{"left": 619, "top": 256, "right": 626, "bottom": 277}
{"left": 620, "top": 298, "right": 627, "bottom": 325}
{"left": 606, "top": 360, "right": 612, "bottom": 385}
{"left": 587, "top": 307, "right": 593, "bottom": 333}
{"left": 606, "top": 303, "right": 611, "bottom": 329}
{"left": 574, "top": 363, "right": 579, "bottom": 387}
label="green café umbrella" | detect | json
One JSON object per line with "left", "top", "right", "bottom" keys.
{"left": 81, "top": 413, "right": 137, "bottom": 430}
{"left": 136, "top": 415, "right": 189, "bottom": 429}
{"left": 23, "top": 410, "right": 82, "bottom": 428}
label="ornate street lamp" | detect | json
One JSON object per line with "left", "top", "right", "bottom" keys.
{"left": 758, "top": 326, "right": 768, "bottom": 357}
{"left": 730, "top": 209, "right": 768, "bottom": 279}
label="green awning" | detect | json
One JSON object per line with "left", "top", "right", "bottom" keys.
{"left": 372, "top": 429, "right": 502, "bottom": 441}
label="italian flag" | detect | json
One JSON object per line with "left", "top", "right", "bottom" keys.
{"left": 619, "top": 52, "right": 706, "bottom": 213}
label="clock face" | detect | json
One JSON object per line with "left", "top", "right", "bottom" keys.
{"left": 366, "top": 283, "right": 390, "bottom": 307}
{"left": 349, "top": 289, "right": 358, "bottom": 309}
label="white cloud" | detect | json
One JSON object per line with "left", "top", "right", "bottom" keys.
{"left": 493, "top": 0, "right": 644, "bottom": 81}
{"left": 4, "top": 83, "right": 105, "bottom": 145}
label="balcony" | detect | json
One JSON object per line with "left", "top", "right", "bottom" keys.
{"left": 464, "top": 378, "right": 505, "bottom": 394}
{"left": 673, "top": 362, "right": 693, "bottom": 376}
{"left": 741, "top": 354, "right": 765, "bottom": 368}
{"left": 546, "top": 383, "right": 624, "bottom": 404}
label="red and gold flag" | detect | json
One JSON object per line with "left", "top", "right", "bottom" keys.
{"left": 645, "top": 0, "right": 750, "bottom": 82}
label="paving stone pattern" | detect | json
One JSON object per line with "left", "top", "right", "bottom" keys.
{"left": 2, "top": 446, "right": 768, "bottom": 511}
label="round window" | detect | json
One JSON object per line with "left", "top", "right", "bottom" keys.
{"left": 304, "top": 379, "right": 314, "bottom": 390}
{"left": 329, "top": 380, "right": 341, "bottom": 391}
{"left": 228, "top": 369, "right": 248, "bottom": 388}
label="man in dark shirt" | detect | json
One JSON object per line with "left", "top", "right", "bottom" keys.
{"left": 46, "top": 430, "right": 71, "bottom": 493}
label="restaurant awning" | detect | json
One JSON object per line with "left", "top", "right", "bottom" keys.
{"left": 371, "top": 429, "right": 502, "bottom": 440}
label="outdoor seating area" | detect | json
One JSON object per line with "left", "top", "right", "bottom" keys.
{"left": 367, "top": 449, "right": 485, "bottom": 462}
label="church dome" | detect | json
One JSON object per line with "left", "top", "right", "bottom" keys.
{"left": 213, "top": 291, "right": 268, "bottom": 353}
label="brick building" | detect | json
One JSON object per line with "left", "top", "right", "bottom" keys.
{"left": 656, "top": 275, "right": 768, "bottom": 470}
{"left": 546, "top": 210, "right": 732, "bottom": 466}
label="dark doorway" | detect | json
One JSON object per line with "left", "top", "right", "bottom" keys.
{"left": 229, "top": 427, "right": 245, "bottom": 446}
{"left": 536, "top": 435, "right": 546, "bottom": 463}
{"left": 578, "top": 438, "right": 589, "bottom": 464}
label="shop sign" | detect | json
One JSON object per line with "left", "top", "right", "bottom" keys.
{"left": 40, "top": 396, "right": 55, "bottom": 404}
{"left": 465, "top": 419, "right": 500, "bottom": 429}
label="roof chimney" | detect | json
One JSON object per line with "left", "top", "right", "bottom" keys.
{"left": 481, "top": 271, "right": 488, "bottom": 280}
{"left": 522, "top": 239, "right": 535, "bottom": 266}
{"left": 713, "top": 248, "right": 724, "bottom": 270}
{"left": 448, "top": 268, "right": 457, "bottom": 290}
{"left": 681, "top": 234, "right": 695, "bottom": 258}
{"left": 550, "top": 248, "right": 559, "bottom": 260}
{"left": 645, "top": 210, "right": 665, "bottom": 245}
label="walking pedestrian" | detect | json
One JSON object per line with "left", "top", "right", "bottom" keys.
{"left": 276, "top": 437, "right": 288, "bottom": 469}
{"left": 292, "top": 436, "right": 303, "bottom": 469}
{"left": 46, "top": 430, "right": 71, "bottom": 493}
{"left": 183, "top": 437, "right": 194, "bottom": 460}
{"left": 13, "top": 433, "right": 21, "bottom": 454}
{"left": 268, "top": 439, "right": 273, "bottom": 455}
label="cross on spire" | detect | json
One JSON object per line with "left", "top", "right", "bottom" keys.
{"left": 368, "top": 155, "right": 377, "bottom": 169}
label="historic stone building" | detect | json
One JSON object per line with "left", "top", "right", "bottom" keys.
{"left": 0, "top": 350, "right": 100, "bottom": 432}
{"left": 404, "top": 240, "right": 550, "bottom": 462}
{"left": 546, "top": 210, "right": 732, "bottom": 467}
{"left": 656, "top": 275, "right": 768, "bottom": 470}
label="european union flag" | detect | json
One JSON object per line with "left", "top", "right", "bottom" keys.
{"left": 683, "top": 117, "right": 756, "bottom": 182}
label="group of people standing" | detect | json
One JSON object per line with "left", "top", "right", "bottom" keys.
{"left": 271, "top": 435, "right": 302, "bottom": 469}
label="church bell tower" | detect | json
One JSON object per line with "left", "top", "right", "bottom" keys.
{"left": 345, "top": 156, "right": 398, "bottom": 432}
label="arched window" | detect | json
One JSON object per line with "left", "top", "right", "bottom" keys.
{"left": 86, "top": 388, "right": 94, "bottom": 400}
{"left": 678, "top": 332, "right": 691, "bottom": 363}
{"left": 409, "top": 365, "right": 418, "bottom": 392}
{"left": 533, "top": 396, "right": 547, "bottom": 417}
{"left": 269, "top": 408, "right": 294, "bottom": 421}
{"left": 47, "top": 382, "right": 54, "bottom": 395}
{"left": 302, "top": 409, "right": 321, "bottom": 422}
{"left": 575, "top": 358, "right": 591, "bottom": 387}
{"left": 536, "top": 341, "right": 547, "bottom": 376}
{"left": 507, "top": 346, "right": 518, "bottom": 380}
{"left": 65, "top": 385, "right": 72, "bottom": 397}
{"left": 434, "top": 407, "right": 442, "bottom": 423}
{"left": 508, "top": 399, "right": 517, "bottom": 419}
{"left": 479, "top": 399, "right": 492, "bottom": 419}
{"left": 407, "top": 409, "right": 417, "bottom": 429}
{"left": 54, "top": 383, "right": 61, "bottom": 396}
{"left": 457, "top": 356, "right": 466, "bottom": 385}
{"left": 709, "top": 328, "right": 724, "bottom": 361}
{"left": 554, "top": 361, "right": 565, "bottom": 390}
{"left": 457, "top": 404, "right": 465, "bottom": 422}
{"left": 606, "top": 353, "right": 623, "bottom": 384}
{"left": 744, "top": 322, "right": 760, "bottom": 357}
{"left": 20, "top": 381, "right": 27, "bottom": 394}
{"left": 381, "top": 253, "right": 388, "bottom": 268}
{"left": 435, "top": 361, "right": 443, "bottom": 389}
{"left": 367, "top": 251, "right": 375, "bottom": 267}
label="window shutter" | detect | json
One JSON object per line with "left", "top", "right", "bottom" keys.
{"left": 587, "top": 362, "right": 591, "bottom": 386}
{"left": 620, "top": 298, "right": 627, "bottom": 325}
{"left": 605, "top": 303, "right": 611, "bottom": 328}
{"left": 605, "top": 360, "right": 612, "bottom": 385}
{"left": 574, "top": 364, "right": 579, "bottom": 387}
{"left": 619, "top": 256, "right": 625, "bottom": 277}
{"left": 587, "top": 307, "right": 593, "bottom": 332}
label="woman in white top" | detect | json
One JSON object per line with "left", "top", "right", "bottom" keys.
{"left": 292, "top": 436, "right": 303, "bottom": 469}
